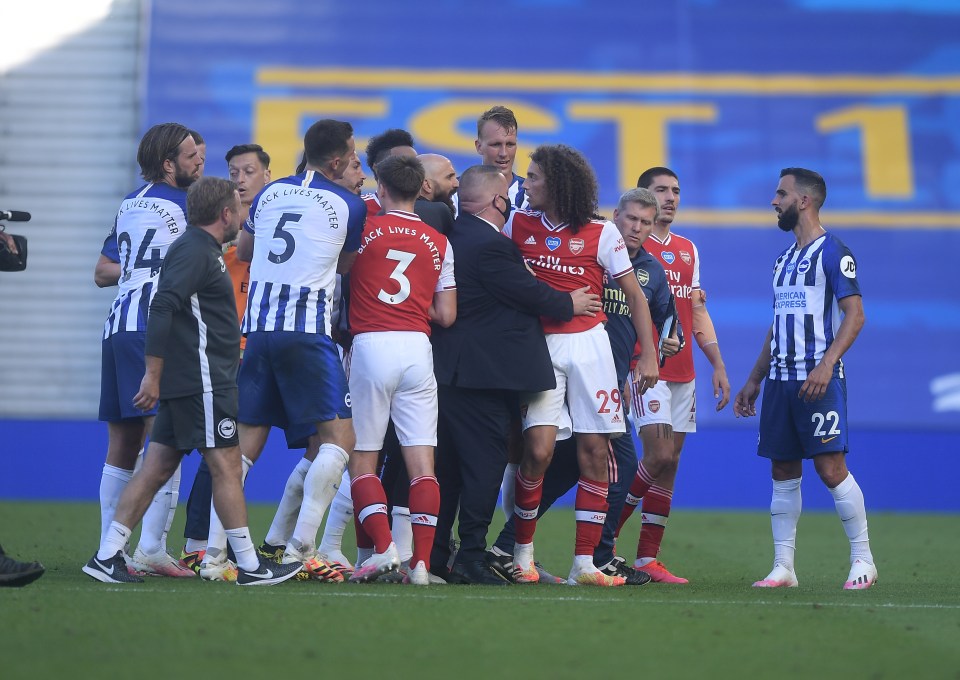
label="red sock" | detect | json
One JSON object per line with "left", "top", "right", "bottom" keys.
{"left": 575, "top": 477, "right": 608, "bottom": 556}
{"left": 616, "top": 461, "right": 656, "bottom": 537}
{"left": 354, "top": 515, "right": 373, "bottom": 550}
{"left": 408, "top": 476, "right": 439, "bottom": 569}
{"left": 351, "top": 474, "right": 392, "bottom": 553}
{"left": 513, "top": 470, "right": 543, "bottom": 545}
{"left": 637, "top": 484, "right": 672, "bottom": 560}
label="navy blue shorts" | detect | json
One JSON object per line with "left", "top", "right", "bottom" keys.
{"left": 99, "top": 332, "right": 157, "bottom": 421}
{"left": 758, "top": 377, "right": 849, "bottom": 461}
{"left": 238, "top": 331, "right": 351, "bottom": 430}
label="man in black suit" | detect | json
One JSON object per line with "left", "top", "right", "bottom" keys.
{"left": 430, "top": 164, "right": 601, "bottom": 584}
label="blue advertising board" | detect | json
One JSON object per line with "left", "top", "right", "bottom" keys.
{"left": 144, "top": 0, "right": 960, "bottom": 430}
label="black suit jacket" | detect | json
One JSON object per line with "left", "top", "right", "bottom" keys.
{"left": 414, "top": 198, "right": 454, "bottom": 235}
{"left": 432, "top": 213, "right": 573, "bottom": 392}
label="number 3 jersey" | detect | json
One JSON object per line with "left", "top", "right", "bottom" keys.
{"left": 242, "top": 171, "right": 366, "bottom": 336}
{"left": 348, "top": 211, "right": 455, "bottom": 336}
{"left": 768, "top": 232, "right": 860, "bottom": 381}
{"left": 102, "top": 183, "right": 189, "bottom": 338}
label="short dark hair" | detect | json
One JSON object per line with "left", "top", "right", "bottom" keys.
{"left": 295, "top": 153, "right": 307, "bottom": 174}
{"left": 477, "top": 105, "right": 518, "bottom": 137}
{"left": 780, "top": 167, "right": 827, "bottom": 209}
{"left": 637, "top": 166, "right": 678, "bottom": 189}
{"left": 187, "top": 177, "right": 238, "bottom": 227}
{"left": 303, "top": 119, "right": 353, "bottom": 167}
{"left": 529, "top": 144, "right": 599, "bottom": 232}
{"left": 457, "top": 164, "right": 504, "bottom": 204}
{"left": 375, "top": 155, "right": 425, "bottom": 202}
{"left": 365, "top": 128, "right": 416, "bottom": 173}
{"left": 225, "top": 143, "right": 271, "bottom": 168}
{"left": 137, "top": 123, "right": 191, "bottom": 183}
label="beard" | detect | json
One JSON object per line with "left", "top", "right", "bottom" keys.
{"left": 777, "top": 204, "right": 799, "bottom": 232}
{"left": 174, "top": 166, "right": 197, "bottom": 189}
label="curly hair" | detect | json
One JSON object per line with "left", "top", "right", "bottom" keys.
{"left": 529, "top": 144, "right": 598, "bottom": 233}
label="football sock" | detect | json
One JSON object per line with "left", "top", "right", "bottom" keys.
{"left": 98, "top": 521, "right": 132, "bottom": 561}
{"left": 225, "top": 527, "right": 258, "bottom": 571}
{"left": 263, "top": 457, "right": 311, "bottom": 547}
{"left": 207, "top": 455, "right": 253, "bottom": 555}
{"left": 408, "top": 476, "right": 440, "bottom": 570}
{"left": 319, "top": 471, "right": 353, "bottom": 559}
{"left": 391, "top": 505, "right": 414, "bottom": 563}
{"left": 160, "top": 462, "right": 182, "bottom": 552}
{"left": 351, "top": 473, "right": 392, "bottom": 553}
{"left": 139, "top": 462, "right": 180, "bottom": 555}
{"left": 184, "top": 538, "right": 206, "bottom": 554}
{"left": 829, "top": 472, "right": 874, "bottom": 565}
{"left": 289, "top": 444, "right": 348, "bottom": 549}
{"left": 616, "top": 460, "right": 655, "bottom": 536}
{"left": 99, "top": 464, "right": 133, "bottom": 540}
{"left": 637, "top": 483, "right": 672, "bottom": 561}
{"left": 574, "top": 477, "right": 608, "bottom": 556}
{"left": 771, "top": 477, "right": 802, "bottom": 570}
{"left": 513, "top": 470, "right": 543, "bottom": 545}
{"left": 500, "top": 463, "right": 519, "bottom": 518}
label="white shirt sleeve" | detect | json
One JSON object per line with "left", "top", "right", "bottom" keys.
{"left": 436, "top": 240, "right": 456, "bottom": 291}
{"left": 597, "top": 220, "right": 633, "bottom": 279}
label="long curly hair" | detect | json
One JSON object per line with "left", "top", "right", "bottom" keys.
{"left": 530, "top": 145, "right": 599, "bottom": 233}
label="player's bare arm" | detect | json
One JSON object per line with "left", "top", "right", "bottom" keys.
{"left": 798, "top": 294, "right": 864, "bottom": 403}
{"left": 94, "top": 254, "right": 121, "bottom": 288}
{"left": 336, "top": 249, "right": 358, "bottom": 274}
{"left": 734, "top": 327, "right": 773, "bottom": 418}
{"left": 236, "top": 227, "right": 254, "bottom": 262}
{"left": 692, "top": 296, "right": 730, "bottom": 410}
{"left": 428, "top": 288, "right": 457, "bottom": 328}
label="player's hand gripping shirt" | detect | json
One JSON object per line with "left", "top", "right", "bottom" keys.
{"left": 505, "top": 210, "right": 632, "bottom": 334}
{"left": 768, "top": 232, "right": 860, "bottom": 381}
{"left": 102, "top": 183, "right": 188, "bottom": 337}
{"left": 242, "top": 171, "right": 366, "bottom": 336}
{"left": 643, "top": 232, "right": 700, "bottom": 383}
{"left": 348, "top": 210, "right": 455, "bottom": 335}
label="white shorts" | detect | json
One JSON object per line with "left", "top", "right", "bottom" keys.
{"left": 631, "top": 378, "right": 696, "bottom": 434}
{"left": 520, "top": 324, "right": 626, "bottom": 437}
{"left": 348, "top": 331, "right": 438, "bottom": 451}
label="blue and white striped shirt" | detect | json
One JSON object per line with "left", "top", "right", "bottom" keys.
{"left": 102, "top": 183, "right": 188, "bottom": 338}
{"left": 768, "top": 232, "right": 861, "bottom": 381}
{"left": 242, "top": 171, "right": 366, "bottom": 336}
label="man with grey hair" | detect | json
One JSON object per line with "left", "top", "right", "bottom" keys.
{"left": 84, "top": 177, "right": 302, "bottom": 586}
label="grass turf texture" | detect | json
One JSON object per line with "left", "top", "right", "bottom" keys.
{"left": 1, "top": 502, "right": 957, "bottom": 679}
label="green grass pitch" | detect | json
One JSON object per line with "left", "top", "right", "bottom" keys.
{"left": 1, "top": 501, "right": 957, "bottom": 679}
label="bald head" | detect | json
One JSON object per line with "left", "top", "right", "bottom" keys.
{"left": 418, "top": 153, "right": 459, "bottom": 212}
{"left": 458, "top": 165, "right": 510, "bottom": 227}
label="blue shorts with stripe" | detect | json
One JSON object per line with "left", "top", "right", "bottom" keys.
{"left": 99, "top": 331, "right": 157, "bottom": 421}
{"left": 238, "top": 331, "right": 351, "bottom": 430}
{"left": 757, "top": 377, "right": 849, "bottom": 461}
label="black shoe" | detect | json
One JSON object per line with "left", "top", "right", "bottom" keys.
{"left": 599, "top": 555, "right": 651, "bottom": 586}
{"left": 484, "top": 549, "right": 515, "bottom": 583}
{"left": 257, "top": 542, "right": 284, "bottom": 562}
{"left": 451, "top": 559, "right": 511, "bottom": 585}
{"left": 82, "top": 550, "right": 143, "bottom": 584}
{"left": 0, "top": 551, "right": 45, "bottom": 588}
{"left": 236, "top": 556, "right": 303, "bottom": 586}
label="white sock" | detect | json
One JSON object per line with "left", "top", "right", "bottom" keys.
{"left": 356, "top": 546, "right": 374, "bottom": 566}
{"left": 501, "top": 463, "right": 519, "bottom": 518}
{"left": 99, "top": 464, "right": 133, "bottom": 540}
{"left": 829, "top": 472, "right": 873, "bottom": 565}
{"left": 160, "top": 462, "right": 182, "bottom": 552}
{"left": 139, "top": 463, "right": 180, "bottom": 555}
{"left": 771, "top": 477, "right": 802, "bottom": 570}
{"left": 185, "top": 538, "right": 207, "bottom": 554}
{"left": 225, "top": 527, "right": 258, "bottom": 571}
{"left": 207, "top": 455, "right": 253, "bottom": 555}
{"left": 289, "top": 444, "right": 348, "bottom": 548}
{"left": 391, "top": 505, "right": 413, "bottom": 563}
{"left": 98, "top": 521, "right": 132, "bottom": 561}
{"left": 318, "top": 472, "right": 353, "bottom": 559}
{"left": 264, "top": 457, "right": 311, "bottom": 547}
{"left": 573, "top": 554, "right": 596, "bottom": 572}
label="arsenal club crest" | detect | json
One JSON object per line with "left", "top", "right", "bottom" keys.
{"left": 569, "top": 238, "right": 584, "bottom": 255}
{"left": 679, "top": 250, "right": 691, "bottom": 265}
{"left": 636, "top": 269, "right": 649, "bottom": 287}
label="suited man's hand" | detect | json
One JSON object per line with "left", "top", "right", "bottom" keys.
{"left": 570, "top": 286, "right": 602, "bottom": 317}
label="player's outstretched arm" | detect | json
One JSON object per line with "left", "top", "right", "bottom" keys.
{"left": 798, "top": 294, "right": 864, "bottom": 403}
{"left": 734, "top": 327, "right": 772, "bottom": 418}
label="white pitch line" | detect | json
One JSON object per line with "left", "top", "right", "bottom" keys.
{"left": 68, "top": 586, "right": 960, "bottom": 610}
